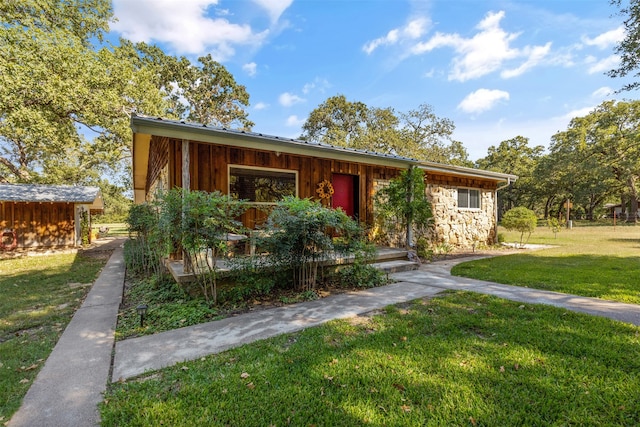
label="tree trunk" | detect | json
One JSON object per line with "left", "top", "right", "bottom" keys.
{"left": 627, "top": 176, "right": 638, "bottom": 223}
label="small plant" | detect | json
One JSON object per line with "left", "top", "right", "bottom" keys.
{"left": 502, "top": 207, "right": 537, "bottom": 247}
{"left": 125, "top": 203, "right": 163, "bottom": 277}
{"left": 548, "top": 217, "right": 563, "bottom": 238}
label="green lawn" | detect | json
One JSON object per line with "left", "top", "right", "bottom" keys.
{"left": 0, "top": 252, "right": 107, "bottom": 422}
{"left": 101, "top": 292, "right": 640, "bottom": 426}
{"left": 453, "top": 224, "right": 640, "bottom": 303}
{"left": 93, "top": 222, "right": 128, "bottom": 237}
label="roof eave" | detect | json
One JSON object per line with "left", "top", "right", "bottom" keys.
{"left": 419, "top": 161, "right": 518, "bottom": 183}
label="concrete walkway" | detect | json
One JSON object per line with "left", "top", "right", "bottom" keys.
{"left": 8, "top": 240, "right": 125, "bottom": 427}
{"left": 11, "top": 247, "right": 640, "bottom": 426}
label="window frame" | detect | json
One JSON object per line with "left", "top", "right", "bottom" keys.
{"left": 457, "top": 188, "right": 481, "bottom": 210}
{"left": 228, "top": 164, "right": 298, "bottom": 205}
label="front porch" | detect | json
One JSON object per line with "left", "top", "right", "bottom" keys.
{"left": 166, "top": 246, "right": 419, "bottom": 285}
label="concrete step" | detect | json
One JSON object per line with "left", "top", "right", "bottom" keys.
{"left": 374, "top": 247, "right": 411, "bottom": 262}
{"left": 370, "top": 259, "right": 420, "bottom": 274}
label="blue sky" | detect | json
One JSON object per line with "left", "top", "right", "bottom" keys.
{"left": 110, "top": 0, "right": 633, "bottom": 161}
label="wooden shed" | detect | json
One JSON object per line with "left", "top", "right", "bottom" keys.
{"left": 0, "top": 184, "right": 104, "bottom": 249}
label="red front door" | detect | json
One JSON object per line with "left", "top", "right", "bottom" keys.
{"left": 332, "top": 174, "right": 357, "bottom": 218}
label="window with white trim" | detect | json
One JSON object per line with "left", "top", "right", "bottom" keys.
{"left": 229, "top": 165, "right": 297, "bottom": 204}
{"left": 458, "top": 188, "right": 480, "bottom": 209}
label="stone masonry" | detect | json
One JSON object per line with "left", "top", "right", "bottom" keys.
{"left": 426, "top": 184, "right": 496, "bottom": 247}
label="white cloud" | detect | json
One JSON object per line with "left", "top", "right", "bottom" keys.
{"left": 501, "top": 43, "right": 551, "bottom": 78}
{"left": 411, "top": 11, "right": 551, "bottom": 82}
{"left": 112, "top": 0, "right": 269, "bottom": 58}
{"left": 302, "top": 77, "right": 331, "bottom": 94}
{"left": 279, "top": 92, "right": 305, "bottom": 107}
{"left": 458, "top": 89, "right": 510, "bottom": 114}
{"left": 592, "top": 86, "right": 613, "bottom": 98}
{"left": 582, "top": 26, "right": 625, "bottom": 50}
{"left": 254, "top": 102, "right": 269, "bottom": 110}
{"left": 586, "top": 54, "right": 620, "bottom": 74}
{"left": 243, "top": 62, "right": 257, "bottom": 76}
{"left": 286, "top": 115, "right": 305, "bottom": 127}
{"left": 252, "top": 0, "right": 293, "bottom": 23}
{"left": 363, "top": 17, "right": 429, "bottom": 54}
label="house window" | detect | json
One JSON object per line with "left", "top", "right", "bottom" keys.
{"left": 458, "top": 188, "right": 480, "bottom": 209}
{"left": 229, "top": 165, "right": 297, "bottom": 204}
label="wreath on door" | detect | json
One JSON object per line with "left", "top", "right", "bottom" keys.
{"left": 316, "top": 180, "right": 335, "bottom": 199}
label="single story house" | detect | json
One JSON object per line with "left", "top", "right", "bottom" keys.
{"left": 0, "top": 184, "right": 104, "bottom": 249}
{"left": 131, "top": 114, "right": 516, "bottom": 248}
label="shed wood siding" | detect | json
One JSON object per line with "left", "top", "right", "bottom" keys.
{"left": 0, "top": 202, "right": 75, "bottom": 248}
{"left": 146, "top": 137, "right": 402, "bottom": 228}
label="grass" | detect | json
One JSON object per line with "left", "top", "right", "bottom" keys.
{"left": 453, "top": 223, "right": 640, "bottom": 303}
{"left": 101, "top": 291, "right": 640, "bottom": 426}
{"left": 93, "top": 222, "right": 128, "bottom": 237}
{"left": 0, "top": 252, "right": 108, "bottom": 422}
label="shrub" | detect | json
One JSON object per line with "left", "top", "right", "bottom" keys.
{"left": 374, "top": 168, "right": 432, "bottom": 248}
{"left": 258, "top": 197, "right": 366, "bottom": 291}
{"left": 125, "top": 203, "right": 163, "bottom": 277}
{"left": 502, "top": 207, "right": 537, "bottom": 247}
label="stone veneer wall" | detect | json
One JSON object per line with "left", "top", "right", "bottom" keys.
{"left": 426, "top": 184, "right": 496, "bottom": 247}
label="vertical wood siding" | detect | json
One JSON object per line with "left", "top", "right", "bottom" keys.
{"left": 148, "top": 138, "right": 404, "bottom": 228}
{"left": 0, "top": 202, "right": 75, "bottom": 248}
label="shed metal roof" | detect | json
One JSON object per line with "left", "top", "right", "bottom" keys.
{"left": 0, "top": 184, "right": 103, "bottom": 205}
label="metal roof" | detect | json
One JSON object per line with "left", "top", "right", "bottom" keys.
{"left": 0, "top": 184, "right": 102, "bottom": 204}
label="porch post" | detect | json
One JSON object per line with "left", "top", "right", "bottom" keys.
{"left": 182, "top": 139, "right": 191, "bottom": 271}
{"left": 406, "top": 165, "right": 413, "bottom": 249}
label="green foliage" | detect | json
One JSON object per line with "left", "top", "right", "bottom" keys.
{"left": 501, "top": 207, "right": 537, "bottom": 247}
{"left": 300, "top": 96, "right": 469, "bottom": 164}
{"left": 93, "top": 180, "right": 132, "bottom": 223}
{"left": 125, "top": 203, "right": 163, "bottom": 278}
{"left": 79, "top": 209, "right": 90, "bottom": 246}
{"left": 417, "top": 239, "right": 454, "bottom": 260}
{"left": 609, "top": 0, "right": 640, "bottom": 92}
{"left": 547, "top": 217, "right": 562, "bottom": 238}
{"left": 258, "top": 197, "right": 366, "bottom": 291}
{"left": 116, "top": 274, "right": 221, "bottom": 340}
{"left": 0, "top": 2, "right": 253, "bottom": 186}
{"left": 154, "top": 188, "right": 248, "bottom": 304}
{"left": 333, "top": 262, "right": 388, "bottom": 289}
{"left": 475, "top": 136, "right": 544, "bottom": 216}
{"left": 374, "top": 168, "right": 432, "bottom": 247}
